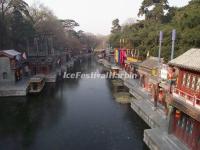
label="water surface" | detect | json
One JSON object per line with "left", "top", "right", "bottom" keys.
{"left": 0, "top": 57, "right": 149, "bottom": 150}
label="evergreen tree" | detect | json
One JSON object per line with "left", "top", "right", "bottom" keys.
{"left": 111, "top": 19, "right": 121, "bottom": 33}
{"left": 138, "top": 0, "right": 169, "bottom": 22}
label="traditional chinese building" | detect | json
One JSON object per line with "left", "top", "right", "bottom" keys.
{"left": 168, "top": 48, "right": 200, "bottom": 150}
{"left": 124, "top": 49, "right": 142, "bottom": 74}
{"left": 95, "top": 49, "right": 106, "bottom": 59}
{"left": 138, "top": 57, "right": 161, "bottom": 92}
{"left": 0, "top": 50, "right": 26, "bottom": 83}
{"left": 28, "top": 34, "right": 56, "bottom": 75}
{"left": 157, "top": 64, "right": 173, "bottom": 115}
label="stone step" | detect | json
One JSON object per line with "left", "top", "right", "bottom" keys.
{"left": 144, "top": 128, "right": 189, "bottom": 150}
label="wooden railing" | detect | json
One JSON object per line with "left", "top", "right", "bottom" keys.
{"left": 173, "top": 88, "right": 200, "bottom": 109}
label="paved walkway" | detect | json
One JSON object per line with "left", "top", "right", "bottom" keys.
{"left": 0, "top": 77, "right": 29, "bottom": 97}
{"left": 124, "top": 78, "right": 167, "bottom": 129}
{"left": 144, "top": 128, "right": 189, "bottom": 150}
{"left": 124, "top": 78, "right": 166, "bottom": 116}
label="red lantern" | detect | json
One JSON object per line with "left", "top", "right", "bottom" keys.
{"left": 175, "top": 110, "right": 181, "bottom": 119}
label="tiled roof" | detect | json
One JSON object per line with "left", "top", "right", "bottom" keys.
{"left": 169, "top": 48, "right": 200, "bottom": 72}
{"left": 139, "top": 57, "right": 161, "bottom": 70}
{"left": 0, "top": 50, "right": 21, "bottom": 58}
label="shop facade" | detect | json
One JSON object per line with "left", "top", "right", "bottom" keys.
{"left": 168, "top": 48, "right": 200, "bottom": 150}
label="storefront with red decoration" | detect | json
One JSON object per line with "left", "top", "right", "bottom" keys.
{"left": 168, "top": 48, "right": 200, "bottom": 150}
{"left": 169, "top": 107, "right": 200, "bottom": 150}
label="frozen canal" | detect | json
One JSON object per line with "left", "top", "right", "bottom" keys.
{"left": 0, "top": 56, "right": 149, "bottom": 150}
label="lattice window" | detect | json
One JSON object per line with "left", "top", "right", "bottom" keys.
{"left": 182, "top": 73, "right": 187, "bottom": 86}
{"left": 196, "top": 78, "right": 200, "bottom": 91}
{"left": 189, "top": 123, "right": 194, "bottom": 135}
{"left": 181, "top": 117, "right": 186, "bottom": 128}
{"left": 186, "top": 121, "right": 190, "bottom": 133}
{"left": 191, "top": 76, "right": 196, "bottom": 90}
{"left": 186, "top": 74, "right": 191, "bottom": 88}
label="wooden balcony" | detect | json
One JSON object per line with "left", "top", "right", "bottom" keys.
{"left": 171, "top": 88, "right": 200, "bottom": 122}
{"left": 173, "top": 88, "right": 200, "bottom": 110}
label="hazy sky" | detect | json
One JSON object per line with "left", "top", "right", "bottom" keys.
{"left": 26, "top": 0, "right": 190, "bottom": 35}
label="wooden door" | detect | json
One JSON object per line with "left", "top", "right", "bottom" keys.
{"left": 179, "top": 116, "right": 187, "bottom": 141}
{"left": 174, "top": 111, "right": 182, "bottom": 139}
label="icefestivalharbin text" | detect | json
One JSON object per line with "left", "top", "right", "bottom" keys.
{"left": 63, "top": 72, "right": 135, "bottom": 79}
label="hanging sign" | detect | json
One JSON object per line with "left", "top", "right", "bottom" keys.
{"left": 161, "top": 64, "right": 168, "bottom": 80}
